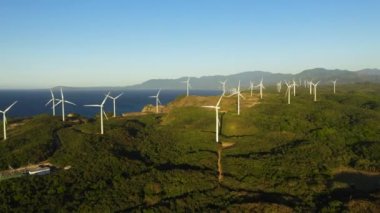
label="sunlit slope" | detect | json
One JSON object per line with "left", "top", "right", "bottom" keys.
{"left": 0, "top": 115, "right": 64, "bottom": 169}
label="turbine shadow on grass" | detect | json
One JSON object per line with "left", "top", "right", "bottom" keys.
{"left": 226, "top": 139, "right": 309, "bottom": 159}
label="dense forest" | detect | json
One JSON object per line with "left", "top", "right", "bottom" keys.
{"left": 0, "top": 83, "right": 379, "bottom": 212}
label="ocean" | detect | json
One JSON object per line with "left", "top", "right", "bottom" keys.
{"left": 0, "top": 89, "right": 221, "bottom": 118}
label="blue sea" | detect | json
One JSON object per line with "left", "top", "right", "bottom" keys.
{"left": 0, "top": 89, "right": 221, "bottom": 118}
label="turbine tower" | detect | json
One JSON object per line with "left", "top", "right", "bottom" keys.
{"left": 332, "top": 79, "right": 337, "bottom": 94}
{"left": 149, "top": 89, "right": 162, "bottom": 113}
{"left": 308, "top": 80, "right": 314, "bottom": 95}
{"left": 219, "top": 80, "right": 227, "bottom": 95}
{"left": 229, "top": 81, "right": 245, "bottom": 115}
{"left": 107, "top": 93, "right": 123, "bottom": 117}
{"left": 84, "top": 93, "right": 109, "bottom": 135}
{"left": 45, "top": 89, "right": 56, "bottom": 116}
{"left": 312, "top": 81, "right": 320, "bottom": 102}
{"left": 202, "top": 93, "right": 224, "bottom": 143}
{"left": 277, "top": 81, "right": 282, "bottom": 93}
{"left": 181, "top": 77, "right": 191, "bottom": 96}
{"left": 284, "top": 82, "right": 292, "bottom": 104}
{"left": 292, "top": 79, "right": 297, "bottom": 96}
{"left": 255, "top": 78, "right": 265, "bottom": 99}
{"left": 249, "top": 81, "right": 254, "bottom": 96}
{"left": 54, "top": 88, "right": 76, "bottom": 122}
{"left": 0, "top": 101, "right": 17, "bottom": 140}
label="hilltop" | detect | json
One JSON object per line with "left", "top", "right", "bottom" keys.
{"left": 54, "top": 68, "right": 380, "bottom": 91}
{"left": 0, "top": 83, "right": 379, "bottom": 211}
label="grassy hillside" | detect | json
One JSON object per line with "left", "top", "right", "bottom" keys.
{"left": 0, "top": 83, "right": 379, "bottom": 211}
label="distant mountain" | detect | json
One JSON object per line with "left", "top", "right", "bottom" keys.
{"left": 125, "top": 68, "right": 380, "bottom": 90}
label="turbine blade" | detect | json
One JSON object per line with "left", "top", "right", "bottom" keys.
{"left": 45, "top": 99, "right": 53, "bottom": 106}
{"left": 50, "top": 89, "right": 54, "bottom": 99}
{"left": 103, "top": 111, "right": 109, "bottom": 120}
{"left": 65, "top": 100, "right": 76, "bottom": 106}
{"left": 202, "top": 106, "right": 216, "bottom": 109}
{"left": 84, "top": 104, "right": 101, "bottom": 107}
{"left": 227, "top": 93, "right": 237, "bottom": 97}
{"left": 115, "top": 93, "right": 123, "bottom": 99}
{"left": 101, "top": 94, "right": 109, "bottom": 105}
{"left": 4, "top": 101, "right": 17, "bottom": 112}
{"left": 53, "top": 100, "right": 62, "bottom": 108}
{"left": 60, "top": 88, "right": 64, "bottom": 99}
{"left": 216, "top": 94, "right": 224, "bottom": 106}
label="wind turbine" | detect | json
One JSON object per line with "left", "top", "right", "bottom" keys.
{"left": 332, "top": 79, "right": 337, "bottom": 94}
{"left": 54, "top": 88, "right": 76, "bottom": 122}
{"left": 219, "top": 80, "right": 227, "bottom": 95}
{"left": 255, "top": 78, "right": 265, "bottom": 99}
{"left": 84, "top": 93, "right": 109, "bottom": 135}
{"left": 0, "top": 101, "right": 17, "bottom": 140}
{"left": 308, "top": 80, "right": 314, "bottom": 95}
{"left": 181, "top": 77, "right": 191, "bottom": 96}
{"left": 312, "top": 81, "right": 320, "bottom": 102}
{"left": 249, "top": 81, "right": 255, "bottom": 96}
{"left": 107, "top": 93, "right": 123, "bottom": 117}
{"left": 284, "top": 82, "right": 292, "bottom": 104}
{"left": 45, "top": 89, "right": 56, "bottom": 116}
{"left": 202, "top": 93, "right": 224, "bottom": 143}
{"left": 149, "top": 89, "right": 161, "bottom": 113}
{"left": 229, "top": 81, "right": 245, "bottom": 115}
{"left": 292, "top": 79, "right": 297, "bottom": 96}
{"left": 277, "top": 81, "right": 282, "bottom": 93}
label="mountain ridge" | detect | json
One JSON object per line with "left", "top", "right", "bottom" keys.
{"left": 125, "top": 68, "right": 380, "bottom": 90}
{"left": 52, "top": 68, "right": 380, "bottom": 90}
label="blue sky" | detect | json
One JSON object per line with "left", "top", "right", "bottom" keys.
{"left": 1, "top": 0, "right": 379, "bottom": 88}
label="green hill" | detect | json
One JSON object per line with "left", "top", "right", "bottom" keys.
{"left": 0, "top": 83, "right": 379, "bottom": 211}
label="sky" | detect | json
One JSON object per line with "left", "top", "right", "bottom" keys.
{"left": 1, "top": 0, "right": 379, "bottom": 88}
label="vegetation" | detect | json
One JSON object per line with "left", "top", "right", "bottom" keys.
{"left": 0, "top": 83, "right": 379, "bottom": 211}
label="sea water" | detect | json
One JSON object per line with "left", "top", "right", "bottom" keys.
{"left": 0, "top": 89, "right": 221, "bottom": 118}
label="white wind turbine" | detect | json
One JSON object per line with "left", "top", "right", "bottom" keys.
{"left": 229, "top": 81, "right": 245, "bottom": 115}
{"left": 255, "top": 78, "right": 265, "bottom": 99}
{"left": 0, "top": 101, "right": 17, "bottom": 140}
{"left": 332, "top": 79, "right": 337, "bottom": 94}
{"left": 149, "top": 89, "right": 162, "bottom": 113}
{"left": 45, "top": 89, "right": 56, "bottom": 116}
{"left": 54, "top": 88, "right": 76, "bottom": 122}
{"left": 308, "top": 80, "right": 314, "bottom": 95}
{"left": 292, "top": 79, "right": 297, "bottom": 96}
{"left": 277, "top": 81, "right": 282, "bottom": 93}
{"left": 84, "top": 93, "right": 109, "bottom": 135}
{"left": 202, "top": 93, "right": 224, "bottom": 143}
{"left": 219, "top": 80, "right": 227, "bottom": 95}
{"left": 284, "top": 82, "right": 292, "bottom": 104}
{"left": 312, "top": 81, "right": 320, "bottom": 102}
{"left": 181, "top": 77, "right": 191, "bottom": 96}
{"left": 249, "top": 81, "right": 255, "bottom": 96}
{"left": 107, "top": 93, "right": 123, "bottom": 117}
